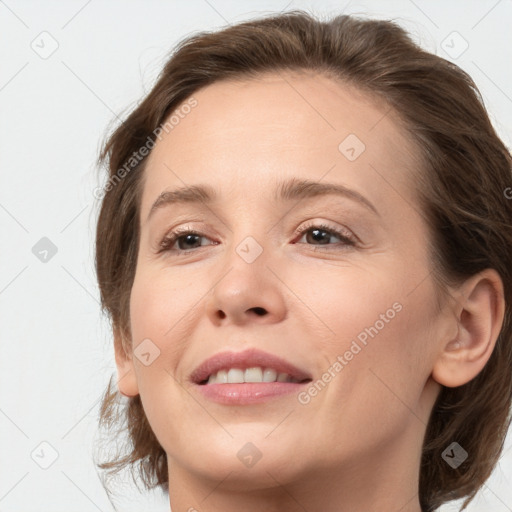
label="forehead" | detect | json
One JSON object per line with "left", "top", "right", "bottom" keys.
{"left": 140, "top": 71, "right": 421, "bottom": 216}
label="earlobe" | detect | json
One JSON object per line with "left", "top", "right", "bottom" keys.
{"left": 432, "top": 269, "right": 505, "bottom": 388}
{"left": 113, "top": 326, "right": 140, "bottom": 398}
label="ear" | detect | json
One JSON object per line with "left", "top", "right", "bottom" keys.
{"left": 113, "top": 325, "right": 140, "bottom": 397}
{"left": 432, "top": 269, "right": 505, "bottom": 388}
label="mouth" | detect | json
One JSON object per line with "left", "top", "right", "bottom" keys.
{"left": 190, "top": 348, "right": 312, "bottom": 404}
{"left": 199, "top": 367, "right": 308, "bottom": 385}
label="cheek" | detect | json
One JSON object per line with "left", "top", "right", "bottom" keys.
{"left": 127, "top": 268, "right": 203, "bottom": 450}
{"left": 293, "top": 260, "right": 406, "bottom": 354}
{"left": 127, "top": 267, "right": 201, "bottom": 403}
{"left": 298, "top": 264, "right": 439, "bottom": 450}
{"left": 129, "top": 265, "right": 202, "bottom": 342}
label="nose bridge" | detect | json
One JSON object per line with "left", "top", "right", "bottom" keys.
{"left": 234, "top": 233, "right": 266, "bottom": 265}
{"left": 224, "top": 228, "right": 271, "bottom": 301}
{"left": 226, "top": 203, "right": 281, "bottom": 279}
{"left": 222, "top": 194, "right": 274, "bottom": 265}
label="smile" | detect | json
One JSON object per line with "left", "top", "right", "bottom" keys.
{"left": 203, "top": 367, "right": 303, "bottom": 384}
{"left": 191, "top": 348, "right": 312, "bottom": 404}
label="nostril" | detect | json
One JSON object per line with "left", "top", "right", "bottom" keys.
{"left": 251, "top": 307, "right": 267, "bottom": 316}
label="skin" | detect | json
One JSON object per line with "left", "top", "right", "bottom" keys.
{"left": 115, "top": 71, "right": 505, "bottom": 512}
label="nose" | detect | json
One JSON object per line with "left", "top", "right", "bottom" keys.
{"left": 204, "top": 243, "right": 287, "bottom": 327}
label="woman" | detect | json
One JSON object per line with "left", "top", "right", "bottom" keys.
{"left": 94, "top": 10, "right": 512, "bottom": 512}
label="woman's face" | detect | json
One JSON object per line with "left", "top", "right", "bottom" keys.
{"left": 118, "top": 71, "right": 453, "bottom": 493}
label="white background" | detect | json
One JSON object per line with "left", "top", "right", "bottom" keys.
{"left": 1, "top": 1, "right": 511, "bottom": 511}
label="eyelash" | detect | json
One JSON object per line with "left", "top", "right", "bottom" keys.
{"left": 157, "top": 222, "right": 357, "bottom": 255}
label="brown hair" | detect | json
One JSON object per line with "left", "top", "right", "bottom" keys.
{"left": 94, "top": 10, "right": 512, "bottom": 511}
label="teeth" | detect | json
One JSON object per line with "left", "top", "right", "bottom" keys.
{"left": 227, "top": 368, "right": 244, "bottom": 383}
{"left": 277, "top": 372, "right": 289, "bottom": 382}
{"left": 205, "top": 366, "right": 298, "bottom": 384}
{"left": 263, "top": 368, "right": 277, "bottom": 382}
{"left": 216, "top": 369, "right": 228, "bottom": 383}
{"left": 244, "top": 367, "right": 263, "bottom": 382}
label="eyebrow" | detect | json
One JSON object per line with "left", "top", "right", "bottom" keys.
{"left": 146, "top": 178, "right": 379, "bottom": 222}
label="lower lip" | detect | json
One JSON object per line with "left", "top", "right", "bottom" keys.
{"left": 195, "top": 382, "right": 309, "bottom": 405}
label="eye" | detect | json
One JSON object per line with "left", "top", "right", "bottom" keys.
{"left": 157, "top": 221, "right": 357, "bottom": 256}
{"left": 294, "top": 222, "right": 357, "bottom": 248}
{"left": 158, "top": 228, "right": 217, "bottom": 254}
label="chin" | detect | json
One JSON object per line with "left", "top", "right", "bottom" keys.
{"left": 170, "top": 438, "right": 305, "bottom": 488}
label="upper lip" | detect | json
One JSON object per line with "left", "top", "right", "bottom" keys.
{"left": 190, "top": 348, "right": 312, "bottom": 384}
